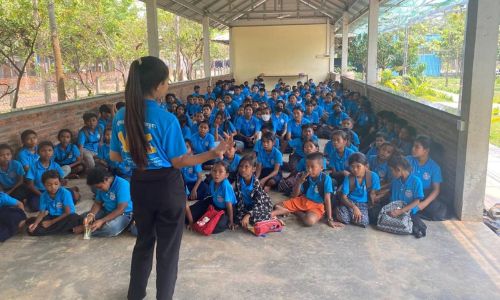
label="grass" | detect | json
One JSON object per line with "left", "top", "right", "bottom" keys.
{"left": 425, "top": 76, "right": 462, "bottom": 94}
{"left": 490, "top": 119, "right": 500, "bottom": 147}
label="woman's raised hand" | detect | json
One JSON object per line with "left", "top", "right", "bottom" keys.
{"left": 212, "top": 132, "right": 233, "bottom": 159}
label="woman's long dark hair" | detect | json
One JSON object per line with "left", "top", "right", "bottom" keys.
{"left": 125, "top": 56, "right": 169, "bottom": 169}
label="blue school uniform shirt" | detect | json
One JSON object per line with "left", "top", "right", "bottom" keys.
{"left": 181, "top": 125, "right": 192, "bottom": 140}
{"left": 236, "top": 116, "right": 261, "bottom": 137}
{"left": 368, "top": 155, "right": 391, "bottom": 183}
{"left": 254, "top": 94, "right": 268, "bottom": 103}
{"left": 271, "top": 113, "right": 289, "bottom": 133}
{"left": 304, "top": 111, "right": 320, "bottom": 124}
{"left": 253, "top": 138, "right": 280, "bottom": 155}
{"left": 366, "top": 145, "right": 378, "bottom": 157}
{"left": 356, "top": 111, "right": 374, "bottom": 127}
{"left": 17, "top": 147, "right": 39, "bottom": 169}
{"left": 0, "top": 160, "right": 25, "bottom": 189}
{"left": 324, "top": 142, "right": 355, "bottom": 172}
{"left": 210, "top": 121, "right": 237, "bottom": 137}
{"left": 406, "top": 156, "right": 442, "bottom": 191}
{"left": 224, "top": 154, "right": 241, "bottom": 174}
{"left": 232, "top": 93, "right": 245, "bottom": 106}
{"left": 39, "top": 187, "right": 76, "bottom": 216}
{"left": 327, "top": 111, "right": 349, "bottom": 127}
{"left": 257, "top": 147, "right": 283, "bottom": 169}
{"left": 341, "top": 171, "right": 381, "bottom": 203}
{"left": 181, "top": 164, "right": 202, "bottom": 184}
{"left": 26, "top": 160, "right": 65, "bottom": 191}
{"left": 204, "top": 92, "right": 216, "bottom": 101}
{"left": 97, "top": 143, "right": 111, "bottom": 163}
{"left": 190, "top": 132, "right": 215, "bottom": 154}
{"left": 98, "top": 117, "right": 111, "bottom": 133}
{"left": 296, "top": 157, "right": 327, "bottom": 172}
{"left": 300, "top": 173, "right": 334, "bottom": 203}
{"left": 54, "top": 143, "right": 80, "bottom": 166}
{"left": 77, "top": 127, "right": 101, "bottom": 153}
{"left": 96, "top": 176, "right": 133, "bottom": 214}
{"left": 287, "top": 118, "right": 310, "bottom": 139}
{"left": 351, "top": 130, "right": 360, "bottom": 147}
{"left": 186, "top": 103, "right": 201, "bottom": 116}
{"left": 239, "top": 176, "right": 254, "bottom": 206}
{"left": 209, "top": 179, "right": 237, "bottom": 209}
{"left": 111, "top": 99, "right": 187, "bottom": 170}
{"left": 288, "top": 136, "right": 319, "bottom": 158}
{"left": 0, "top": 192, "right": 18, "bottom": 207}
{"left": 390, "top": 174, "right": 424, "bottom": 215}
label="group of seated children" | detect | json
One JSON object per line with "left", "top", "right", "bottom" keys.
{"left": 0, "top": 77, "right": 448, "bottom": 242}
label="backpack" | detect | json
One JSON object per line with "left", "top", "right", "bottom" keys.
{"left": 192, "top": 205, "right": 225, "bottom": 236}
{"left": 377, "top": 201, "right": 413, "bottom": 235}
{"left": 302, "top": 172, "right": 328, "bottom": 198}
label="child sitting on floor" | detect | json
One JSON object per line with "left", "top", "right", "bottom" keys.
{"left": 0, "top": 188, "right": 26, "bottom": 242}
{"left": 222, "top": 141, "right": 241, "bottom": 183}
{"left": 26, "top": 170, "right": 81, "bottom": 236}
{"left": 77, "top": 112, "right": 102, "bottom": 169}
{"left": 181, "top": 140, "right": 209, "bottom": 201}
{"left": 0, "top": 144, "right": 29, "bottom": 202}
{"left": 271, "top": 152, "right": 342, "bottom": 228}
{"left": 234, "top": 155, "right": 274, "bottom": 231}
{"left": 17, "top": 129, "right": 39, "bottom": 172}
{"left": 324, "top": 130, "right": 355, "bottom": 185}
{"left": 54, "top": 129, "right": 83, "bottom": 179}
{"left": 337, "top": 153, "right": 380, "bottom": 227}
{"left": 256, "top": 132, "right": 283, "bottom": 193}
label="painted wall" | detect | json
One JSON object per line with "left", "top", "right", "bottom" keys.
{"left": 231, "top": 24, "right": 330, "bottom": 86}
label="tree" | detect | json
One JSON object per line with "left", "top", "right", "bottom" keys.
{"left": 0, "top": 0, "right": 42, "bottom": 108}
{"left": 47, "top": 0, "right": 66, "bottom": 101}
{"left": 348, "top": 33, "right": 368, "bottom": 80}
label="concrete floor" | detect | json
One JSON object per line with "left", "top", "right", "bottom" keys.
{"left": 0, "top": 178, "right": 499, "bottom": 300}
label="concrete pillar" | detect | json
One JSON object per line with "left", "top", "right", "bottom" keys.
{"left": 202, "top": 16, "right": 211, "bottom": 79}
{"left": 341, "top": 12, "right": 349, "bottom": 75}
{"left": 366, "top": 0, "right": 378, "bottom": 85}
{"left": 329, "top": 21, "right": 336, "bottom": 74}
{"left": 454, "top": 0, "right": 500, "bottom": 221}
{"left": 145, "top": 0, "right": 160, "bottom": 57}
{"left": 229, "top": 27, "right": 235, "bottom": 75}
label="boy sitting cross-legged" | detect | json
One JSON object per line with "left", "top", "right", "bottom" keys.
{"left": 271, "top": 152, "right": 344, "bottom": 228}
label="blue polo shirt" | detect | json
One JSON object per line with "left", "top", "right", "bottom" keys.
{"left": 26, "top": 160, "right": 65, "bottom": 191}
{"left": 341, "top": 172, "right": 381, "bottom": 203}
{"left": 328, "top": 111, "right": 349, "bottom": 127}
{"left": 17, "top": 147, "right": 39, "bottom": 169}
{"left": 181, "top": 164, "right": 202, "bottom": 184}
{"left": 296, "top": 157, "right": 327, "bottom": 172}
{"left": 223, "top": 154, "right": 241, "bottom": 173}
{"left": 239, "top": 176, "right": 254, "bottom": 206}
{"left": 0, "top": 192, "right": 18, "bottom": 207}
{"left": 406, "top": 156, "right": 442, "bottom": 191}
{"left": 39, "top": 187, "right": 76, "bottom": 216}
{"left": 0, "top": 160, "right": 25, "bottom": 189}
{"left": 77, "top": 127, "right": 101, "bottom": 153}
{"left": 351, "top": 131, "right": 360, "bottom": 147}
{"left": 95, "top": 176, "right": 133, "bottom": 214}
{"left": 98, "top": 117, "right": 111, "bottom": 133}
{"left": 54, "top": 143, "right": 80, "bottom": 166}
{"left": 190, "top": 132, "right": 215, "bottom": 155}
{"left": 210, "top": 121, "right": 236, "bottom": 137}
{"left": 257, "top": 147, "right": 283, "bottom": 169}
{"left": 304, "top": 111, "right": 320, "bottom": 124}
{"left": 111, "top": 99, "right": 187, "bottom": 170}
{"left": 209, "top": 178, "right": 237, "bottom": 209}
{"left": 232, "top": 93, "right": 245, "bottom": 106}
{"left": 300, "top": 173, "right": 334, "bottom": 203}
{"left": 253, "top": 138, "right": 280, "bottom": 154}
{"left": 181, "top": 125, "right": 192, "bottom": 140}
{"left": 186, "top": 103, "right": 201, "bottom": 116}
{"left": 368, "top": 155, "right": 391, "bottom": 183}
{"left": 390, "top": 174, "right": 424, "bottom": 215}
{"left": 324, "top": 141, "right": 355, "bottom": 172}
{"left": 287, "top": 118, "right": 311, "bottom": 139}
{"left": 236, "top": 116, "right": 261, "bottom": 137}
{"left": 288, "top": 136, "right": 319, "bottom": 158}
{"left": 97, "top": 143, "right": 111, "bottom": 163}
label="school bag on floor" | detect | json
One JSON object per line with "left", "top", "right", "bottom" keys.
{"left": 251, "top": 219, "right": 285, "bottom": 237}
{"left": 278, "top": 173, "right": 302, "bottom": 196}
{"left": 377, "top": 201, "right": 413, "bottom": 235}
{"left": 192, "top": 205, "right": 225, "bottom": 236}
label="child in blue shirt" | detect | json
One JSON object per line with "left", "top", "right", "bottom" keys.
{"left": 186, "top": 95, "right": 201, "bottom": 116}
{"left": 406, "top": 135, "right": 447, "bottom": 221}
{"left": 26, "top": 170, "right": 81, "bottom": 236}
{"left": 98, "top": 104, "right": 112, "bottom": 133}
{"left": 190, "top": 121, "right": 215, "bottom": 155}
{"left": 324, "top": 130, "right": 355, "bottom": 184}
{"left": 338, "top": 153, "right": 381, "bottom": 227}
{"left": 365, "top": 132, "right": 388, "bottom": 157}
{"left": 177, "top": 114, "right": 192, "bottom": 140}
{"left": 188, "top": 161, "right": 238, "bottom": 233}
{"left": 271, "top": 100, "right": 289, "bottom": 139}
{"left": 304, "top": 101, "right": 320, "bottom": 130}
{"left": 76, "top": 168, "right": 133, "bottom": 237}
{"left": 181, "top": 140, "right": 209, "bottom": 201}
{"left": 211, "top": 111, "right": 237, "bottom": 143}
{"left": 222, "top": 141, "right": 241, "bottom": 183}
{"left": 235, "top": 155, "right": 274, "bottom": 230}
{"left": 54, "top": 129, "right": 83, "bottom": 179}
{"left": 256, "top": 132, "right": 283, "bottom": 193}
{"left": 286, "top": 124, "right": 317, "bottom": 172}
{"left": 272, "top": 152, "right": 342, "bottom": 228}
{"left": 96, "top": 128, "right": 132, "bottom": 179}
{"left": 295, "top": 140, "right": 327, "bottom": 173}
{"left": 25, "top": 141, "right": 66, "bottom": 212}
{"left": 286, "top": 107, "right": 310, "bottom": 140}
{"left": 17, "top": 129, "right": 39, "bottom": 172}
{"left": 395, "top": 125, "right": 415, "bottom": 156}
{"left": 235, "top": 105, "right": 261, "bottom": 148}
{"left": 341, "top": 118, "right": 360, "bottom": 150}
{"left": 327, "top": 103, "right": 349, "bottom": 128}
{"left": 0, "top": 189, "right": 26, "bottom": 242}
{"left": 0, "top": 144, "right": 29, "bottom": 202}
{"left": 383, "top": 154, "right": 427, "bottom": 237}
{"left": 77, "top": 112, "right": 102, "bottom": 170}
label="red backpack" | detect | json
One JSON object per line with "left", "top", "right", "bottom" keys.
{"left": 192, "top": 205, "right": 225, "bottom": 236}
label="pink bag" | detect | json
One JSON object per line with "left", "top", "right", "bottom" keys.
{"left": 252, "top": 219, "right": 284, "bottom": 236}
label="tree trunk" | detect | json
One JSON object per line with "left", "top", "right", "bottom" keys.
{"left": 175, "top": 15, "right": 182, "bottom": 81}
{"left": 48, "top": 0, "right": 66, "bottom": 101}
{"left": 445, "top": 60, "right": 449, "bottom": 87}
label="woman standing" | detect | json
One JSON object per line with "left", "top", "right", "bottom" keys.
{"left": 110, "top": 56, "right": 231, "bottom": 300}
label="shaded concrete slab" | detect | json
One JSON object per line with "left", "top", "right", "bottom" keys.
{"left": 1, "top": 184, "right": 499, "bottom": 299}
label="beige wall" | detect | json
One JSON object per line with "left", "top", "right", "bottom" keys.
{"left": 231, "top": 24, "right": 330, "bottom": 86}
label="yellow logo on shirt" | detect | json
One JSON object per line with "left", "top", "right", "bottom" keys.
{"left": 118, "top": 131, "right": 156, "bottom": 154}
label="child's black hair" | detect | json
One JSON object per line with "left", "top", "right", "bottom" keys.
{"left": 83, "top": 112, "right": 98, "bottom": 122}
{"left": 86, "top": 167, "right": 112, "bottom": 186}
{"left": 414, "top": 135, "right": 432, "bottom": 150}
{"left": 388, "top": 154, "right": 412, "bottom": 171}
{"left": 301, "top": 123, "right": 314, "bottom": 132}
{"left": 37, "top": 141, "right": 54, "bottom": 153}
{"left": 194, "top": 85, "right": 200, "bottom": 90}
{"left": 244, "top": 104, "right": 253, "bottom": 110}
{"left": 348, "top": 152, "right": 368, "bottom": 166}
{"left": 261, "top": 131, "right": 276, "bottom": 143}
{"left": 57, "top": 129, "right": 73, "bottom": 140}
{"left": 20, "top": 129, "right": 37, "bottom": 143}
{"left": 306, "top": 152, "right": 324, "bottom": 164}
{"left": 99, "top": 104, "right": 111, "bottom": 114}
{"left": 212, "top": 160, "right": 229, "bottom": 173}
{"left": 202, "top": 103, "right": 212, "bottom": 110}
{"left": 115, "top": 101, "right": 125, "bottom": 110}
{"left": 331, "top": 129, "right": 348, "bottom": 140}
{"left": 0, "top": 143, "right": 13, "bottom": 153}
{"left": 375, "top": 131, "right": 389, "bottom": 140}
{"left": 41, "top": 169, "right": 61, "bottom": 184}
{"left": 402, "top": 125, "right": 417, "bottom": 137}
{"left": 238, "top": 154, "right": 256, "bottom": 168}
{"left": 292, "top": 106, "right": 303, "bottom": 113}
{"left": 302, "top": 139, "right": 319, "bottom": 150}
{"left": 261, "top": 123, "right": 275, "bottom": 133}
{"left": 198, "top": 120, "right": 210, "bottom": 127}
